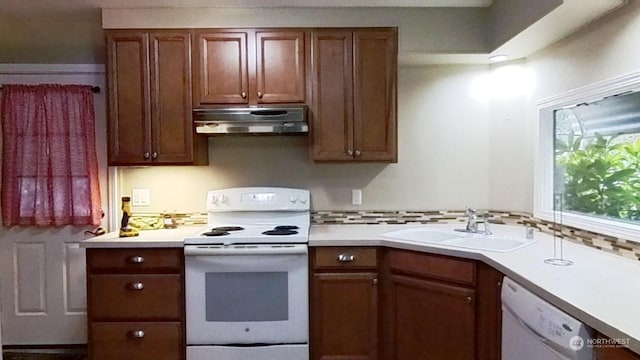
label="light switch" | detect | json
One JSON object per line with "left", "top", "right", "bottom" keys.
{"left": 132, "top": 188, "right": 150, "bottom": 206}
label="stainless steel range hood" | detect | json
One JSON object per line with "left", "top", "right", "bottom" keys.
{"left": 194, "top": 106, "right": 308, "bottom": 135}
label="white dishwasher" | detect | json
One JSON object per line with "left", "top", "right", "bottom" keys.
{"left": 501, "top": 277, "right": 593, "bottom": 360}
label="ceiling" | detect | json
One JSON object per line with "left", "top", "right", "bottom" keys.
{"left": 0, "top": 0, "right": 627, "bottom": 64}
{"left": 2, "top": 0, "right": 494, "bottom": 17}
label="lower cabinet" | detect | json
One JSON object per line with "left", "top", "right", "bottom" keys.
{"left": 90, "top": 322, "right": 183, "bottom": 360}
{"left": 387, "top": 273, "right": 475, "bottom": 360}
{"left": 595, "top": 334, "right": 640, "bottom": 360}
{"left": 86, "top": 248, "right": 185, "bottom": 360}
{"left": 310, "top": 247, "right": 503, "bottom": 360}
{"left": 597, "top": 347, "right": 640, "bottom": 360}
{"left": 311, "top": 247, "right": 379, "bottom": 360}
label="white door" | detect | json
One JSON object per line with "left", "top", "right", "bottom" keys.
{"left": 0, "top": 227, "right": 88, "bottom": 344}
{"left": 0, "top": 63, "right": 108, "bottom": 345}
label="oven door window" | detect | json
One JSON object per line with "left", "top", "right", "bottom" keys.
{"left": 205, "top": 272, "right": 289, "bottom": 322}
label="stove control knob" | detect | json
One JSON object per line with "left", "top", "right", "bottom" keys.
{"left": 289, "top": 195, "right": 298, "bottom": 203}
{"left": 220, "top": 195, "right": 229, "bottom": 204}
{"left": 210, "top": 195, "right": 218, "bottom": 205}
{"left": 297, "top": 194, "right": 308, "bottom": 204}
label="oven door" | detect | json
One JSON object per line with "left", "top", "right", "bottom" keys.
{"left": 184, "top": 245, "right": 309, "bottom": 345}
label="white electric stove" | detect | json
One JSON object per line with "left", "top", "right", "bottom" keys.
{"left": 184, "top": 187, "right": 311, "bottom": 360}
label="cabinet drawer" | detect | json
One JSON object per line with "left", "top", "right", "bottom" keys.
{"left": 87, "top": 248, "right": 182, "bottom": 273}
{"left": 90, "top": 322, "right": 183, "bottom": 360}
{"left": 314, "top": 247, "right": 377, "bottom": 269}
{"left": 89, "top": 274, "right": 182, "bottom": 320}
{"left": 388, "top": 250, "right": 475, "bottom": 285}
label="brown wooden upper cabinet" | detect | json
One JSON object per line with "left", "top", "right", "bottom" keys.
{"left": 311, "top": 28, "right": 398, "bottom": 162}
{"left": 193, "top": 29, "right": 307, "bottom": 106}
{"left": 106, "top": 30, "right": 207, "bottom": 166}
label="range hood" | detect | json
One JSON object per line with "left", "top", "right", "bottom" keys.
{"left": 194, "top": 106, "right": 308, "bottom": 135}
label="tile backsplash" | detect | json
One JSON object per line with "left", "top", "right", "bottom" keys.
{"left": 312, "top": 210, "right": 640, "bottom": 261}
{"left": 135, "top": 209, "right": 640, "bottom": 261}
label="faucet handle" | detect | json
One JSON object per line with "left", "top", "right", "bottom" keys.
{"left": 465, "top": 206, "right": 476, "bottom": 215}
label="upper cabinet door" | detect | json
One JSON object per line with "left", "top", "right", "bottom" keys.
{"left": 149, "top": 31, "right": 195, "bottom": 164}
{"left": 255, "top": 30, "right": 306, "bottom": 104}
{"left": 106, "top": 30, "right": 207, "bottom": 166}
{"left": 353, "top": 29, "right": 398, "bottom": 162}
{"left": 106, "top": 31, "right": 152, "bottom": 165}
{"left": 194, "top": 31, "right": 249, "bottom": 105}
{"left": 311, "top": 31, "right": 354, "bottom": 161}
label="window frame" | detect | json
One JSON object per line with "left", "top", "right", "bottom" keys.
{"left": 534, "top": 70, "right": 640, "bottom": 240}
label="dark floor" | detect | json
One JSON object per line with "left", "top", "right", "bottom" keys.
{"left": 3, "top": 350, "right": 86, "bottom": 360}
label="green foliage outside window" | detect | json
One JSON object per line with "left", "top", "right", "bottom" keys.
{"left": 555, "top": 132, "right": 640, "bottom": 222}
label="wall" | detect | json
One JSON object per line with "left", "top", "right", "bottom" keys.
{"left": 120, "top": 64, "right": 495, "bottom": 213}
{"left": 119, "top": 2, "right": 640, "bottom": 216}
{"left": 526, "top": 1, "right": 640, "bottom": 98}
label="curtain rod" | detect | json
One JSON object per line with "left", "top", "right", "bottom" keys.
{"left": 0, "top": 85, "right": 101, "bottom": 93}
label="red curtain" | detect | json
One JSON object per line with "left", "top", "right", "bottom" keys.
{"left": 1, "top": 84, "right": 102, "bottom": 226}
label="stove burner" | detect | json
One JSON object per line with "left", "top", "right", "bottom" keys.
{"left": 274, "top": 225, "right": 299, "bottom": 230}
{"left": 211, "top": 226, "right": 245, "bottom": 232}
{"left": 203, "top": 230, "right": 230, "bottom": 236}
{"left": 262, "top": 229, "right": 299, "bottom": 236}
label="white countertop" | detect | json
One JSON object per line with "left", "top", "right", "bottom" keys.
{"left": 80, "top": 226, "right": 202, "bottom": 248}
{"left": 310, "top": 223, "right": 640, "bottom": 355}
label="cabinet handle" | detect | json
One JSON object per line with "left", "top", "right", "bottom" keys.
{"left": 126, "top": 282, "right": 144, "bottom": 290}
{"left": 257, "top": 91, "right": 263, "bottom": 99}
{"left": 241, "top": 91, "right": 247, "bottom": 99}
{"left": 347, "top": 150, "right": 354, "bottom": 156}
{"left": 373, "top": 278, "right": 379, "bottom": 285}
{"left": 354, "top": 150, "right": 361, "bottom": 157}
{"left": 143, "top": 152, "right": 150, "bottom": 159}
{"left": 128, "top": 330, "right": 145, "bottom": 338}
{"left": 337, "top": 254, "right": 356, "bottom": 262}
{"left": 466, "top": 296, "right": 473, "bottom": 304}
{"left": 126, "top": 256, "right": 144, "bottom": 264}
{"left": 152, "top": 152, "right": 158, "bottom": 159}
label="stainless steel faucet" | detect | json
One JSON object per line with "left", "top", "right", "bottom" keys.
{"left": 465, "top": 207, "right": 479, "bottom": 232}
{"left": 455, "top": 207, "right": 492, "bottom": 235}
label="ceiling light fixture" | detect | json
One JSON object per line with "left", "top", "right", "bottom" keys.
{"left": 489, "top": 55, "right": 509, "bottom": 62}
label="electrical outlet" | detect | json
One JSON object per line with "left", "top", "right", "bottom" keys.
{"left": 352, "top": 189, "right": 362, "bottom": 205}
{"left": 132, "top": 188, "right": 150, "bottom": 206}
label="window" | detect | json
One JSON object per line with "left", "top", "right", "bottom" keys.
{"left": 535, "top": 71, "right": 640, "bottom": 240}
{"left": 1, "top": 84, "right": 102, "bottom": 226}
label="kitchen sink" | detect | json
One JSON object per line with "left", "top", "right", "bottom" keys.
{"left": 380, "top": 228, "right": 536, "bottom": 253}
{"left": 381, "top": 228, "right": 459, "bottom": 243}
{"left": 443, "top": 236, "right": 534, "bottom": 252}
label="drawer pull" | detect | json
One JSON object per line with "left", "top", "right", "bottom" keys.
{"left": 128, "top": 330, "right": 145, "bottom": 338}
{"left": 126, "top": 282, "right": 144, "bottom": 290}
{"left": 126, "top": 256, "right": 145, "bottom": 264}
{"left": 466, "top": 296, "right": 472, "bottom": 304}
{"left": 337, "top": 254, "right": 356, "bottom": 262}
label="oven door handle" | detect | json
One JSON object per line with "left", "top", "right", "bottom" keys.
{"left": 184, "top": 246, "right": 308, "bottom": 256}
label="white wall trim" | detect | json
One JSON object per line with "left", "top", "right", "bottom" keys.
{"left": 108, "top": 167, "right": 120, "bottom": 233}
{"left": 534, "top": 69, "right": 640, "bottom": 107}
{"left": 533, "top": 69, "right": 640, "bottom": 240}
